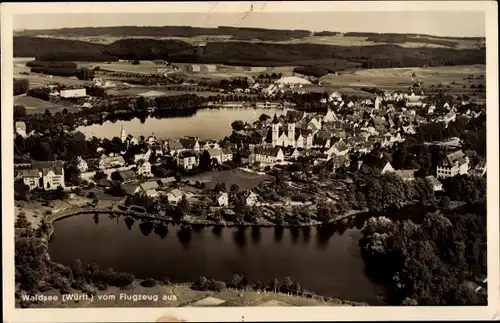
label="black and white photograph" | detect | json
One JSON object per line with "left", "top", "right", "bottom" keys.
{"left": 2, "top": 1, "right": 499, "bottom": 322}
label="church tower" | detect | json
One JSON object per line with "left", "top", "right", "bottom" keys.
{"left": 375, "top": 96, "right": 381, "bottom": 110}
{"left": 271, "top": 114, "right": 280, "bottom": 147}
{"left": 120, "top": 122, "right": 127, "bottom": 142}
{"left": 288, "top": 123, "right": 295, "bottom": 147}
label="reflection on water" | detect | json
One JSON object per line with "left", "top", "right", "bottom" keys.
{"left": 48, "top": 209, "right": 423, "bottom": 305}
{"left": 77, "top": 108, "right": 281, "bottom": 140}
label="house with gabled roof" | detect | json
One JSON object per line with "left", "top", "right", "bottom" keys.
{"left": 137, "top": 159, "right": 153, "bottom": 177}
{"left": 166, "top": 188, "right": 184, "bottom": 204}
{"left": 250, "top": 147, "right": 284, "bottom": 165}
{"left": 134, "top": 180, "right": 160, "bottom": 197}
{"left": 116, "top": 169, "right": 136, "bottom": 183}
{"left": 179, "top": 137, "right": 200, "bottom": 152}
{"left": 15, "top": 121, "right": 27, "bottom": 138}
{"left": 324, "top": 109, "right": 339, "bottom": 122}
{"left": 177, "top": 150, "right": 198, "bottom": 170}
{"left": 436, "top": 150, "right": 469, "bottom": 178}
{"left": 327, "top": 139, "right": 350, "bottom": 157}
{"left": 21, "top": 161, "right": 66, "bottom": 191}
{"left": 216, "top": 192, "right": 229, "bottom": 207}
{"left": 99, "top": 155, "right": 126, "bottom": 170}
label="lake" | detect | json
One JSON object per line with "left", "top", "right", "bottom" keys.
{"left": 48, "top": 213, "right": 388, "bottom": 305}
{"left": 76, "top": 107, "right": 281, "bottom": 140}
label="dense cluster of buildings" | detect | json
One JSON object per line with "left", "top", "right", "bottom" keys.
{"left": 15, "top": 89, "right": 484, "bottom": 198}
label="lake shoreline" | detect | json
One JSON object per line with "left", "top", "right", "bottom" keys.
{"left": 45, "top": 205, "right": 370, "bottom": 242}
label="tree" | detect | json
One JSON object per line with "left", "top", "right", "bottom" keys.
{"left": 199, "top": 150, "right": 212, "bottom": 170}
{"left": 14, "top": 79, "right": 30, "bottom": 96}
{"left": 271, "top": 278, "right": 280, "bottom": 293}
{"left": 231, "top": 120, "right": 245, "bottom": 131}
{"left": 15, "top": 212, "right": 31, "bottom": 229}
{"left": 284, "top": 276, "right": 294, "bottom": 292}
{"left": 231, "top": 274, "right": 243, "bottom": 289}
{"left": 14, "top": 105, "right": 27, "bottom": 119}
{"left": 230, "top": 184, "right": 239, "bottom": 196}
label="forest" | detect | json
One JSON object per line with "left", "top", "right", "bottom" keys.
{"left": 14, "top": 36, "right": 485, "bottom": 71}
{"left": 15, "top": 25, "right": 311, "bottom": 41}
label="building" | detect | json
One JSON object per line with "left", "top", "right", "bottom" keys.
{"left": 137, "top": 160, "right": 153, "bottom": 177}
{"left": 436, "top": 151, "right": 470, "bottom": 178}
{"left": 245, "top": 191, "right": 259, "bottom": 206}
{"left": 99, "top": 156, "right": 126, "bottom": 170}
{"left": 76, "top": 156, "right": 88, "bottom": 172}
{"left": 177, "top": 151, "right": 198, "bottom": 170}
{"left": 15, "top": 121, "right": 27, "bottom": 137}
{"left": 20, "top": 169, "right": 41, "bottom": 190}
{"left": 166, "top": 188, "right": 184, "bottom": 204}
{"left": 179, "top": 137, "right": 200, "bottom": 152}
{"left": 393, "top": 169, "right": 417, "bottom": 181}
{"left": 60, "top": 88, "right": 87, "bottom": 98}
{"left": 426, "top": 175, "right": 444, "bottom": 192}
{"left": 134, "top": 181, "right": 159, "bottom": 198}
{"left": 250, "top": 147, "right": 284, "bottom": 165}
{"left": 206, "top": 148, "right": 233, "bottom": 164}
{"left": 324, "top": 109, "right": 339, "bottom": 122}
{"left": 20, "top": 161, "right": 65, "bottom": 191}
{"left": 217, "top": 192, "right": 229, "bottom": 207}
{"left": 331, "top": 154, "right": 350, "bottom": 172}
{"left": 271, "top": 115, "right": 296, "bottom": 148}
{"left": 327, "top": 139, "right": 350, "bottom": 157}
{"left": 120, "top": 123, "right": 127, "bottom": 142}
{"left": 116, "top": 169, "right": 136, "bottom": 183}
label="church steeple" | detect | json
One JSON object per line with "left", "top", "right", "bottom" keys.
{"left": 120, "top": 122, "right": 126, "bottom": 142}
{"left": 272, "top": 113, "right": 279, "bottom": 124}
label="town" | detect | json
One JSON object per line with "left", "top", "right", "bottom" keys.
{"left": 12, "top": 21, "right": 488, "bottom": 310}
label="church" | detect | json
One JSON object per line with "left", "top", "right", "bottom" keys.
{"left": 272, "top": 115, "right": 296, "bottom": 147}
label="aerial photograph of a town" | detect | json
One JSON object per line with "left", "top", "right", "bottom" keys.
{"left": 8, "top": 4, "right": 492, "bottom": 313}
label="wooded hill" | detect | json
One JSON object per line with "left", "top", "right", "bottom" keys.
{"left": 14, "top": 36, "right": 486, "bottom": 75}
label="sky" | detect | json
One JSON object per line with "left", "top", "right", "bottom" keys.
{"left": 14, "top": 11, "right": 485, "bottom": 38}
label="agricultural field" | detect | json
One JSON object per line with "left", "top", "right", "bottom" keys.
{"left": 14, "top": 95, "right": 80, "bottom": 114}
{"left": 185, "top": 169, "right": 272, "bottom": 191}
{"left": 273, "top": 34, "right": 481, "bottom": 49}
{"left": 320, "top": 64, "right": 486, "bottom": 94}
{"left": 29, "top": 34, "right": 481, "bottom": 50}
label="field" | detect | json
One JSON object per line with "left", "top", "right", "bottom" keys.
{"left": 28, "top": 34, "right": 481, "bottom": 50}
{"left": 320, "top": 64, "right": 486, "bottom": 94}
{"left": 185, "top": 169, "right": 272, "bottom": 191}
{"left": 14, "top": 95, "right": 79, "bottom": 114}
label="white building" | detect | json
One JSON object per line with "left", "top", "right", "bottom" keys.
{"left": 166, "top": 189, "right": 184, "bottom": 204}
{"left": 15, "top": 121, "right": 27, "bottom": 137}
{"left": 245, "top": 191, "right": 259, "bottom": 206}
{"left": 436, "top": 151, "right": 470, "bottom": 178}
{"left": 217, "top": 192, "right": 229, "bottom": 207}
{"left": 60, "top": 88, "right": 87, "bottom": 98}
{"left": 177, "top": 151, "right": 198, "bottom": 170}
{"left": 20, "top": 161, "right": 65, "bottom": 191}
{"left": 250, "top": 147, "right": 284, "bottom": 165}
{"left": 77, "top": 156, "right": 88, "bottom": 172}
{"left": 137, "top": 160, "right": 153, "bottom": 177}
{"left": 206, "top": 148, "right": 233, "bottom": 164}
